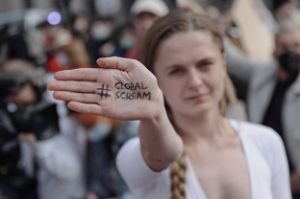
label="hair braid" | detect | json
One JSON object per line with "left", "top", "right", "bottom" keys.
{"left": 170, "top": 151, "right": 187, "bottom": 199}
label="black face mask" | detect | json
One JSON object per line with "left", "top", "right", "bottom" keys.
{"left": 278, "top": 50, "right": 300, "bottom": 79}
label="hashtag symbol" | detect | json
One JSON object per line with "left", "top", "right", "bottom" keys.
{"left": 97, "top": 84, "right": 111, "bottom": 100}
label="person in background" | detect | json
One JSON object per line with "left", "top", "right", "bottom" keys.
{"left": 0, "top": 72, "right": 40, "bottom": 199}
{"left": 125, "top": 0, "right": 169, "bottom": 60}
{"left": 0, "top": 60, "right": 58, "bottom": 199}
{"left": 112, "top": 22, "right": 135, "bottom": 58}
{"left": 272, "top": 0, "right": 300, "bottom": 22}
{"left": 84, "top": 114, "right": 138, "bottom": 199}
{"left": 227, "top": 17, "right": 300, "bottom": 198}
{"left": 70, "top": 14, "right": 90, "bottom": 43}
{"left": 87, "top": 16, "right": 117, "bottom": 63}
{"left": 48, "top": 9, "right": 291, "bottom": 198}
{"left": 23, "top": 117, "right": 86, "bottom": 199}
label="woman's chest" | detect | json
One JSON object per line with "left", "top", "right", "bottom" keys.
{"left": 186, "top": 144, "right": 251, "bottom": 199}
{"left": 184, "top": 138, "right": 273, "bottom": 199}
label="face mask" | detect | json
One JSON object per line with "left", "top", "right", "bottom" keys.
{"left": 88, "top": 123, "right": 111, "bottom": 142}
{"left": 54, "top": 31, "right": 72, "bottom": 47}
{"left": 56, "top": 52, "right": 69, "bottom": 67}
{"left": 73, "top": 19, "right": 88, "bottom": 34}
{"left": 119, "top": 36, "right": 134, "bottom": 50}
{"left": 278, "top": 50, "right": 300, "bottom": 79}
{"left": 91, "top": 24, "right": 112, "bottom": 40}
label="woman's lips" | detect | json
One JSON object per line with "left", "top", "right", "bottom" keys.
{"left": 186, "top": 93, "right": 208, "bottom": 101}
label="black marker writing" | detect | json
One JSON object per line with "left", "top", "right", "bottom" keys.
{"left": 114, "top": 81, "right": 151, "bottom": 100}
{"left": 115, "top": 81, "right": 148, "bottom": 90}
{"left": 96, "top": 84, "right": 111, "bottom": 100}
{"left": 115, "top": 91, "right": 151, "bottom": 100}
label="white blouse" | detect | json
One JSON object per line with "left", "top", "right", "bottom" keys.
{"left": 116, "top": 120, "right": 291, "bottom": 199}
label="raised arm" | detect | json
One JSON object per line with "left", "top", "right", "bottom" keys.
{"left": 48, "top": 57, "right": 183, "bottom": 171}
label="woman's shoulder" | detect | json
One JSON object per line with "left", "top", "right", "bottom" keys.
{"left": 120, "top": 137, "right": 140, "bottom": 149}
{"left": 229, "top": 119, "right": 284, "bottom": 151}
{"left": 230, "top": 119, "right": 287, "bottom": 166}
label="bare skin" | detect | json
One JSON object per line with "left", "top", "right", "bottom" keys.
{"left": 185, "top": 126, "right": 251, "bottom": 199}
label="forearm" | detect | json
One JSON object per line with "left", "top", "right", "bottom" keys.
{"left": 139, "top": 108, "right": 183, "bottom": 171}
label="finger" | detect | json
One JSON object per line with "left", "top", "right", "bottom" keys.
{"left": 53, "top": 91, "right": 99, "bottom": 103}
{"left": 96, "top": 56, "right": 140, "bottom": 72}
{"left": 48, "top": 80, "right": 97, "bottom": 93}
{"left": 67, "top": 101, "right": 103, "bottom": 115}
{"left": 54, "top": 68, "right": 100, "bottom": 81}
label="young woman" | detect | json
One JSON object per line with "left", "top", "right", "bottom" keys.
{"left": 48, "top": 9, "right": 291, "bottom": 199}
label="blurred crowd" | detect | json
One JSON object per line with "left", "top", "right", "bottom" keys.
{"left": 1, "top": 0, "right": 300, "bottom": 199}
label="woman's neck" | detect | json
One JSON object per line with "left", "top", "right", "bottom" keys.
{"left": 173, "top": 110, "right": 235, "bottom": 146}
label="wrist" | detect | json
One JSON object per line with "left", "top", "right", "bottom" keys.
{"left": 142, "top": 88, "right": 165, "bottom": 121}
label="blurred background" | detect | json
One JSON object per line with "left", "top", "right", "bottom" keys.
{"left": 1, "top": 0, "right": 300, "bottom": 199}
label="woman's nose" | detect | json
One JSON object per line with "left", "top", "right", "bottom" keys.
{"left": 187, "top": 68, "right": 203, "bottom": 89}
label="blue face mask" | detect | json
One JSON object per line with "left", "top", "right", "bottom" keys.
{"left": 119, "top": 36, "right": 134, "bottom": 50}
{"left": 88, "top": 123, "right": 112, "bottom": 142}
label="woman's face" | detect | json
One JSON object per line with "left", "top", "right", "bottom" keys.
{"left": 153, "top": 30, "right": 226, "bottom": 118}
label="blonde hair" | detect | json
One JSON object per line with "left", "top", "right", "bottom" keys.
{"left": 170, "top": 151, "right": 187, "bottom": 199}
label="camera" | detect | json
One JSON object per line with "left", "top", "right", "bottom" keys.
{"left": 6, "top": 102, "right": 59, "bottom": 140}
{"left": 0, "top": 72, "right": 59, "bottom": 140}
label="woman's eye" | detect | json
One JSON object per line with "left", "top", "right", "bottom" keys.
{"left": 197, "top": 61, "right": 212, "bottom": 71}
{"left": 168, "top": 68, "right": 184, "bottom": 75}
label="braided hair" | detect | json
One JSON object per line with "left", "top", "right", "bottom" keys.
{"left": 170, "top": 151, "right": 187, "bottom": 199}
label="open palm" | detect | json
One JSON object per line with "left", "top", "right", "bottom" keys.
{"left": 48, "top": 57, "right": 164, "bottom": 120}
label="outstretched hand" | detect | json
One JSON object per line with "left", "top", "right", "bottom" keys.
{"left": 48, "top": 57, "right": 164, "bottom": 120}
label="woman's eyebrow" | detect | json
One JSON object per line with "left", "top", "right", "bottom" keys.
{"left": 197, "top": 57, "right": 215, "bottom": 63}
{"left": 164, "top": 64, "right": 183, "bottom": 71}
